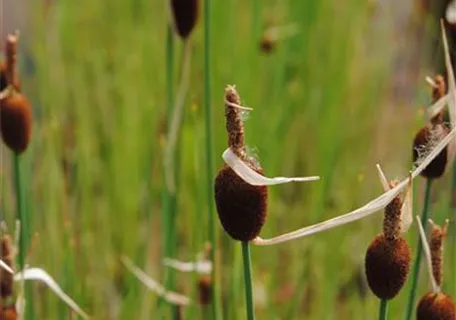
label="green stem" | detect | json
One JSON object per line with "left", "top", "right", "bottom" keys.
{"left": 242, "top": 242, "right": 255, "bottom": 320}
{"left": 203, "top": 0, "right": 221, "bottom": 319}
{"left": 405, "top": 179, "right": 433, "bottom": 320}
{"left": 13, "top": 153, "right": 33, "bottom": 320}
{"left": 379, "top": 299, "right": 388, "bottom": 320}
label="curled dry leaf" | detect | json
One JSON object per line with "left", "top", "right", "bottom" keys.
{"left": 222, "top": 148, "right": 319, "bottom": 186}
{"left": 121, "top": 256, "right": 191, "bottom": 306}
{"left": 14, "top": 268, "right": 90, "bottom": 319}
{"left": 416, "top": 217, "right": 440, "bottom": 293}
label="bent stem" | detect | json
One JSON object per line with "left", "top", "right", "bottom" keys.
{"left": 379, "top": 299, "right": 388, "bottom": 320}
{"left": 242, "top": 242, "right": 255, "bottom": 320}
{"left": 405, "top": 179, "right": 433, "bottom": 320}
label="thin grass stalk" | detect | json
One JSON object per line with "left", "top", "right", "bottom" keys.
{"left": 241, "top": 242, "right": 255, "bottom": 320}
{"left": 159, "top": 24, "right": 179, "bottom": 319}
{"left": 203, "top": 0, "right": 221, "bottom": 319}
{"left": 405, "top": 179, "right": 433, "bottom": 320}
{"left": 13, "top": 153, "right": 33, "bottom": 320}
{"left": 379, "top": 299, "right": 388, "bottom": 320}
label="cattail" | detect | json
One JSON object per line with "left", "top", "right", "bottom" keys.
{"left": 416, "top": 219, "right": 455, "bottom": 320}
{"left": 365, "top": 179, "right": 411, "bottom": 300}
{"left": 0, "top": 61, "right": 20, "bottom": 92}
{"left": 0, "top": 234, "right": 15, "bottom": 299}
{"left": 258, "top": 24, "right": 299, "bottom": 54}
{"left": 170, "top": 0, "right": 199, "bottom": 39}
{"left": 198, "top": 276, "right": 212, "bottom": 305}
{"left": 0, "top": 92, "right": 32, "bottom": 153}
{"left": 0, "top": 305, "right": 17, "bottom": 320}
{"left": 214, "top": 86, "right": 268, "bottom": 241}
{"left": 413, "top": 75, "right": 451, "bottom": 179}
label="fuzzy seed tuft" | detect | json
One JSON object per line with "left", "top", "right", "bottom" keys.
{"left": 413, "top": 123, "right": 450, "bottom": 179}
{"left": 0, "top": 92, "right": 32, "bottom": 153}
{"left": 214, "top": 164, "right": 268, "bottom": 241}
{"left": 417, "top": 292, "right": 456, "bottom": 320}
{"left": 364, "top": 233, "right": 411, "bottom": 300}
{"left": 170, "top": 0, "right": 199, "bottom": 39}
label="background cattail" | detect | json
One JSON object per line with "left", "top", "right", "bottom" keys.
{"left": 170, "top": 0, "right": 199, "bottom": 39}
{"left": 412, "top": 75, "right": 450, "bottom": 179}
{"left": 417, "top": 292, "right": 455, "bottom": 320}
{"left": 198, "top": 276, "right": 212, "bottom": 306}
{"left": 0, "top": 234, "right": 15, "bottom": 299}
{"left": 0, "top": 305, "right": 17, "bottom": 320}
{"left": 416, "top": 220, "right": 455, "bottom": 320}
{"left": 0, "top": 92, "right": 32, "bottom": 153}
{"left": 214, "top": 86, "right": 268, "bottom": 241}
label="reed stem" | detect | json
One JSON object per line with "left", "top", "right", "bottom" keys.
{"left": 242, "top": 242, "right": 255, "bottom": 320}
{"left": 405, "top": 179, "right": 433, "bottom": 320}
{"left": 379, "top": 299, "right": 388, "bottom": 320}
{"left": 13, "top": 153, "right": 33, "bottom": 320}
{"left": 203, "top": 0, "right": 221, "bottom": 319}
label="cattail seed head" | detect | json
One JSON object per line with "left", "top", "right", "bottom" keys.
{"left": 0, "top": 305, "right": 17, "bottom": 320}
{"left": 215, "top": 164, "right": 268, "bottom": 241}
{"left": 417, "top": 292, "right": 456, "bottom": 320}
{"left": 0, "top": 92, "right": 32, "bottom": 153}
{"left": 0, "top": 234, "right": 14, "bottom": 299}
{"left": 364, "top": 233, "right": 411, "bottom": 299}
{"left": 430, "top": 220, "right": 448, "bottom": 287}
{"left": 413, "top": 122, "right": 450, "bottom": 179}
{"left": 431, "top": 75, "right": 446, "bottom": 103}
{"left": 215, "top": 85, "right": 268, "bottom": 241}
{"left": 259, "top": 36, "right": 275, "bottom": 54}
{"left": 170, "top": 0, "right": 199, "bottom": 39}
{"left": 383, "top": 182, "right": 402, "bottom": 241}
{"left": 198, "top": 276, "right": 212, "bottom": 305}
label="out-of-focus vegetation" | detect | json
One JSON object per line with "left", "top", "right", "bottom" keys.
{"left": 1, "top": 0, "right": 455, "bottom": 319}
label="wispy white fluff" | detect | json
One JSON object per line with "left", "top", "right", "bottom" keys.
{"left": 121, "top": 256, "right": 191, "bottom": 306}
{"left": 222, "top": 148, "right": 319, "bottom": 186}
{"left": 163, "top": 258, "right": 212, "bottom": 275}
{"left": 0, "top": 259, "right": 14, "bottom": 274}
{"left": 416, "top": 217, "right": 440, "bottom": 293}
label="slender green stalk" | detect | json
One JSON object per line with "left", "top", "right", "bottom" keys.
{"left": 379, "top": 299, "right": 388, "bottom": 320}
{"left": 203, "top": 0, "right": 221, "bottom": 319}
{"left": 242, "top": 242, "right": 255, "bottom": 320}
{"left": 13, "top": 153, "right": 33, "bottom": 320}
{"left": 405, "top": 179, "right": 433, "bottom": 320}
{"left": 159, "top": 24, "right": 179, "bottom": 319}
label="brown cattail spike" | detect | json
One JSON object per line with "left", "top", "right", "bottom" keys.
{"left": 0, "top": 305, "right": 17, "bottom": 320}
{"left": 0, "top": 234, "right": 15, "bottom": 299}
{"left": 170, "top": 0, "right": 199, "bottom": 39}
{"left": 413, "top": 117, "right": 450, "bottom": 179}
{"left": 382, "top": 180, "right": 402, "bottom": 241}
{"left": 365, "top": 233, "right": 411, "bottom": 299}
{"left": 198, "top": 276, "right": 212, "bottom": 305}
{"left": 0, "top": 92, "right": 32, "bottom": 153}
{"left": 214, "top": 86, "right": 268, "bottom": 241}
{"left": 5, "top": 32, "right": 19, "bottom": 88}
{"left": 417, "top": 292, "right": 456, "bottom": 320}
{"left": 429, "top": 220, "right": 449, "bottom": 287}
{"left": 225, "top": 85, "right": 246, "bottom": 160}
{"left": 0, "top": 61, "right": 20, "bottom": 92}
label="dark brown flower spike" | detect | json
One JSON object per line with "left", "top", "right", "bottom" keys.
{"left": 0, "top": 92, "right": 32, "bottom": 153}
{"left": 1, "top": 32, "right": 32, "bottom": 153}
{"left": 364, "top": 172, "right": 412, "bottom": 300}
{"left": 413, "top": 75, "right": 452, "bottom": 179}
{"left": 0, "top": 305, "right": 17, "bottom": 320}
{"left": 215, "top": 85, "right": 318, "bottom": 241}
{"left": 416, "top": 218, "right": 455, "bottom": 320}
{"left": 259, "top": 24, "right": 299, "bottom": 54}
{"left": 170, "top": 0, "right": 199, "bottom": 39}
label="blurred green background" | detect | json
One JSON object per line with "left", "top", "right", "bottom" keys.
{"left": 2, "top": 0, "right": 456, "bottom": 319}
